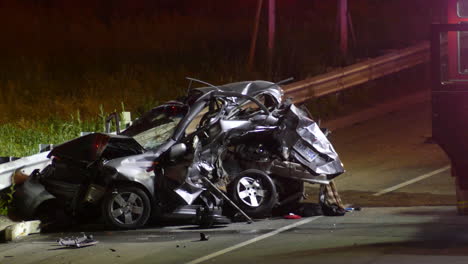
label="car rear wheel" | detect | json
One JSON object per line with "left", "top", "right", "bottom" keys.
{"left": 228, "top": 169, "right": 278, "bottom": 218}
{"left": 102, "top": 186, "right": 151, "bottom": 229}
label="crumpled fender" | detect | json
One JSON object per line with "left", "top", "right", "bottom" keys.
{"left": 275, "top": 104, "right": 345, "bottom": 178}
{"left": 13, "top": 175, "right": 55, "bottom": 218}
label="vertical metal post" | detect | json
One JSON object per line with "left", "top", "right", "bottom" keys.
{"left": 268, "top": 0, "right": 276, "bottom": 75}
{"left": 338, "top": 0, "right": 348, "bottom": 57}
{"left": 248, "top": 0, "right": 264, "bottom": 70}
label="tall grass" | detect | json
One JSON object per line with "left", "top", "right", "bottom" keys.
{"left": 0, "top": 115, "right": 106, "bottom": 157}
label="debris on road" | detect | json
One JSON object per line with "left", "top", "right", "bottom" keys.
{"left": 57, "top": 233, "right": 98, "bottom": 248}
{"left": 284, "top": 213, "right": 302, "bottom": 219}
{"left": 345, "top": 207, "right": 362, "bottom": 212}
{"left": 199, "top": 233, "right": 209, "bottom": 241}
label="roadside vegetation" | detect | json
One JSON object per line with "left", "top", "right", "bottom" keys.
{"left": 0, "top": 113, "right": 107, "bottom": 157}
{"left": 0, "top": 182, "right": 15, "bottom": 216}
{"left": 0, "top": 0, "right": 444, "bottom": 157}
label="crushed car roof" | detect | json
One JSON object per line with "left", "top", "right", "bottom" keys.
{"left": 189, "top": 80, "right": 284, "bottom": 105}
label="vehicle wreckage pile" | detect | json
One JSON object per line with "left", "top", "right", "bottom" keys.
{"left": 13, "top": 79, "right": 346, "bottom": 229}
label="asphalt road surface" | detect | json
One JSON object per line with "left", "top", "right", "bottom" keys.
{"left": 2, "top": 100, "right": 466, "bottom": 264}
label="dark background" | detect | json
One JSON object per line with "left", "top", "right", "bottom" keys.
{"left": 0, "top": 0, "right": 446, "bottom": 122}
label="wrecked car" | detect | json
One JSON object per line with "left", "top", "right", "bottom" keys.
{"left": 14, "top": 79, "right": 345, "bottom": 229}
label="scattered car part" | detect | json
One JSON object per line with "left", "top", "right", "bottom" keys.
{"left": 199, "top": 232, "right": 209, "bottom": 241}
{"left": 58, "top": 233, "right": 98, "bottom": 248}
{"left": 345, "top": 207, "right": 362, "bottom": 212}
{"left": 201, "top": 176, "right": 253, "bottom": 224}
{"left": 283, "top": 213, "right": 302, "bottom": 219}
{"left": 195, "top": 205, "right": 231, "bottom": 228}
{"left": 13, "top": 170, "right": 55, "bottom": 218}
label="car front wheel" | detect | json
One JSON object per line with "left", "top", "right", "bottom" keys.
{"left": 228, "top": 170, "right": 278, "bottom": 218}
{"left": 102, "top": 186, "right": 151, "bottom": 229}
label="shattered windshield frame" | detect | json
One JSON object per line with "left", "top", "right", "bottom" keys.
{"left": 132, "top": 114, "right": 184, "bottom": 150}
{"left": 123, "top": 104, "right": 189, "bottom": 150}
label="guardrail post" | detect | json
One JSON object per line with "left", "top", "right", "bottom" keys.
{"left": 38, "top": 144, "right": 53, "bottom": 153}
{"left": 121, "top": 111, "right": 132, "bottom": 128}
{"left": 0, "top": 157, "right": 19, "bottom": 165}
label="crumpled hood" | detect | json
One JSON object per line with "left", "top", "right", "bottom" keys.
{"left": 276, "top": 104, "right": 344, "bottom": 178}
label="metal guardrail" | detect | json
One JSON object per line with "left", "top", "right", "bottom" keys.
{"left": 283, "top": 41, "right": 430, "bottom": 104}
{"left": 0, "top": 152, "right": 51, "bottom": 190}
{"left": 0, "top": 120, "right": 132, "bottom": 191}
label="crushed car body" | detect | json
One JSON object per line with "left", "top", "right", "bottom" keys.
{"left": 13, "top": 79, "right": 345, "bottom": 229}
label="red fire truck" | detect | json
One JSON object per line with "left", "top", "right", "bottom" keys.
{"left": 432, "top": 0, "right": 468, "bottom": 214}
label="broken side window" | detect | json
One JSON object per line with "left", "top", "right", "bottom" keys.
{"left": 132, "top": 113, "right": 184, "bottom": 150}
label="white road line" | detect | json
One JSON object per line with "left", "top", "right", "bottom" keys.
{"left": 373, "top": 165, "right": 451, "bottom": 196}
{"left": 185, "top": 216, "right": 322, "bottom": 264}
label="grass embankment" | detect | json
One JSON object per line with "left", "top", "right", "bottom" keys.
{"left": 0, "top": 113, "right": 106, "bottom": 157}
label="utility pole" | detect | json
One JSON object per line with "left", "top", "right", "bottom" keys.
{"left": 268, "top": 0, "right": 276, "bottom": 76}
{"left": 248, "top": 0, "right": 264, "bottom": 70}
{"left": 338, "top": 0, "right": 348, "bottom": 57}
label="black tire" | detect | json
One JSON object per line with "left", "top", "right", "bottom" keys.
{"left": 275, "top": 178, "right": 304, "bottom": 203}
{"left": 228, "top": 169, "right": 278, "bottom": 218}
{"left": 101, "top": 186, "right": 151, "bottom": 229}
{"left": 272, "top": 177, "right": 305, "bottom": 215}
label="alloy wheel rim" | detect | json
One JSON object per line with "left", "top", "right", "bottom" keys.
{"left": 236, "top": 176, "right": 266, "bottom": 207}
{"left": 110, "top": 192, "right": 144, "bottom": 225}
